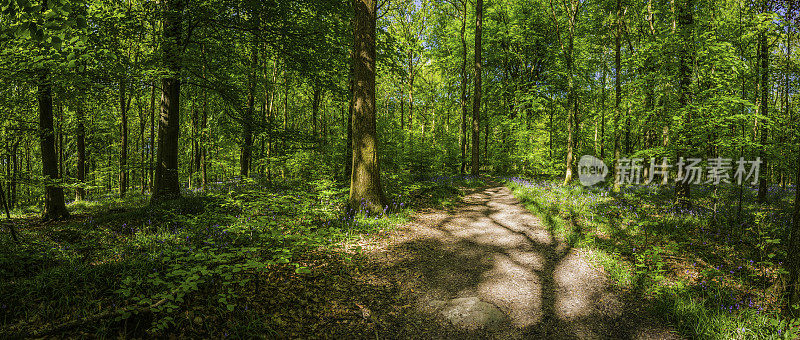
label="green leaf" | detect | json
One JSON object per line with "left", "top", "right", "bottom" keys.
{"left": 15, "top": 28, "right": 30, "bottom": 39}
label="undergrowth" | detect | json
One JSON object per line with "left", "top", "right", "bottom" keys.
{"left": 0, "top": 175, "right": 474, "bottom": 337}
{"left": 505, "top": 177, "right": 800, "bottom": 339}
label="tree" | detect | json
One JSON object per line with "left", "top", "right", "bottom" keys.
{"left": 348, "top": 0, "right": 386, "bottom": 213}
{"left": 449, "top": 0, "right": 468, "bottom": 176}
{"left": 471, "top": 0, "right": 482, "bottom": 175}
{"left": 75, "top": 105, "right": 86, "bottom": 201}
{"left": 119, "top": 79, "right": 128, "bottom": 197}
{"left": 674, "top": 0, "right": 694, "bottom": 206}
{"left": 756, "top": 1, "right": 770, "bottom": 204}
{"left": 152, "top": 0, "right": 184, "bottom": 202}
{"left": 38, "top": 71, "right": 69, "bottom": 220}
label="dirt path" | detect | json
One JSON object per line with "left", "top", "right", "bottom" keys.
{"left": 372, "top": 184, "right": 681, "bottom": 339}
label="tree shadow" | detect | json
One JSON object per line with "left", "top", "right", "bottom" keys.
{"left": 374, "top": 185, "right": 678, "bottom": 339}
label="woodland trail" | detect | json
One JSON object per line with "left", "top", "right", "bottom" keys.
{"left": 373, "top": 184, "right": 682, "bottom": 339}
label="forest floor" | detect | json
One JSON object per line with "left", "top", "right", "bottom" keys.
{"left": 366, "top": 182, "right": 682, "bottom": 339}
{"left": 2, "top": 177, "right": 793, "bottom": 338}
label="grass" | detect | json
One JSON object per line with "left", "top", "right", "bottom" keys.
{"left": 505, "top": 177, "right": 800, "bottom": 339}
{"left": 0, "top": 175, "right": 475, "bottom": 337}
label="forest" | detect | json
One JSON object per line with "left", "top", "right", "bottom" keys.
{"left": 1, "top": 0, "right": 800, "bottom": 338}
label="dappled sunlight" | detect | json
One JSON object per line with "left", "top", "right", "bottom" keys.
{"left": 378, "top": 183, "right": 673, "bottom": 338}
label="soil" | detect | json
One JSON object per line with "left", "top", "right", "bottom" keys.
{"left": 366, "top": 183, "right": 683, "bottom": 339}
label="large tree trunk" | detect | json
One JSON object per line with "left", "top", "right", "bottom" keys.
{"left": 152, "top": 0, "right": 184, "bottom": 202}
{"left": 348, "top": 0, "right": 386, "bottom": 213}
{"left": 119, "top": 79, "right": 128, "bottom": 198}
{"left": 38, "top": 71, "right": 69, "bottom": 220}
{"left": 471, "top": 0, "right": 483, "bottom": 175}
{"left": 76, "top": 105, "right": 86, "bottom": 201}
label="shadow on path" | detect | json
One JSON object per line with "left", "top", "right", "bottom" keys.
{"left": 374, "top": 185, "right": 680, "bottom": 339}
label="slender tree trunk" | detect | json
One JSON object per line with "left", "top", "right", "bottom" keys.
{"left": 757, "top": 18, "right": 769, "bottom": 203}
{"left": 563, "top": 1, "right": 577, "bottom": 184}
{"left": 349, "top": 0, "right": 386, "bottom": 213}
{"left": 138, "top": 85, "right": 146, "bottom": 194}
{"left": 788, "top": 143, "right": 800, "bottom": 316}
{"left": 76, "top": 105, "right": 86, "bottom": 201}
{"left": 38, "top": 71, "right": 69, "bottom": 220}
{"left": 601, "top": 47, "right": 606, "bottom": 159}
{"left": 241, "top": 24, "right": 258, "bottom": 179}
{"left": 119, "top": 79, "right": 128, "bottom": 198}
{"left": 459, "top": 0, "right": 468, "bottom": 175}
{"left": 345, "top": 42, "right": 355, "bottom": 182}
{"left": 0, "top": 182, "right": 17, "bottom": 242}
{"left": 613, "top": 0, "right": 622, "bottom": 192}
{"left": 471, "top": 0, "right": 483, "bottom": 175}
{"left": 674, "top": 0, "right": 694, "bottom": 206}
{"left": 10, "top": 141, "right": 17, "bottom": 206}
{"left": 149, "top": 81, "right": 155, "bottom": 192}
{"left": 409, "top": 49, "right": 415, "bottom": 136}
{"left": 152, "top": 0, "right": 184, "bottom": 202}
{"left": 312, "top": 86, "right": 321, "bottom": 138}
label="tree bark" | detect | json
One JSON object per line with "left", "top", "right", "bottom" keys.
{"left": 76, "top": 105, "right": 86, "bottom": 201}
{"left": 348, "top": 0, "right": 386, "bottom": 213}
{"left": 674, "top": 0, "right": 694, "bottom": 206}
{"left": 149, "top": 81, "right": 155, "bottom": 192}
{"left": 459, "top": 0, "right": 468, "bottom": 175}
{"left": 119, "top": 79, "right": 128, "bottom": 198}
{"left": 563, "top": 0, "right": 578, "bottom": 184}
{"left": 756, "top": 13, "right": 769, "bottom": 203}
{"left": 312, "top": 85, "right": 321, "bottom": 138}
{"left": 240, "top": 18, "right": 258, "bottom": 179}
{"left": 152, "top": 0, "right": 184, "bottom": 202}
{"left": 471, "top": 0, "right": 483, "bottom": 175}
{"left": 38, "top": 71, "right": 69, "bottom": 220}
{"left": 612, "top": 0, "right": 622, "bottom": 192}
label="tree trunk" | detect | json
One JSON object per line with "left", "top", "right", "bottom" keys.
{"left": 563, "top": 1, "right": 577, "bottom": 184}
{"left": 674, "top": 0, "right": 694, "bottom": 206}
{"left": 459, "top": 0, "right": 468, "bottom": 176}
{"left": 10, "top": 141, "right": 17, "bottom": 206}
{"left": 138, "top": 85, "right": 146, "bottom": 194}
{"left": 38, "top": 71, "right": 69, "bottom": 220}
{"left": 240, "top": 22, "right": 258, "bottom": 179}
{"left": 0, "top": 181, "right": 17, "bottom": 242}
{"left": 348, "top": 0, "right": 386, "bottom": 213}
{"left": 119, "top": 79, "right": 128, "bottom": 198}
{"left": 471, "top": 0, "right": 483, "bottom": 175}
{"left": 149, "top": 81, "right": 155, "bottom": 192}
{"left": 613, "top": 0, "right": 622, "bottom": 192}
{"left": 152, "top": 0, "right": 184, "bottom": 202}
{"left": 757, "top": 19, "right": 769, "bottom": 203}
{"left": 312, "top": 86, "right": 321, "bottom": 138}
{"left": 76, "top": 105, "right": 86, "bottom": 201}
{"left": 601, "top": 47, "right": 606, "bottom": 159}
